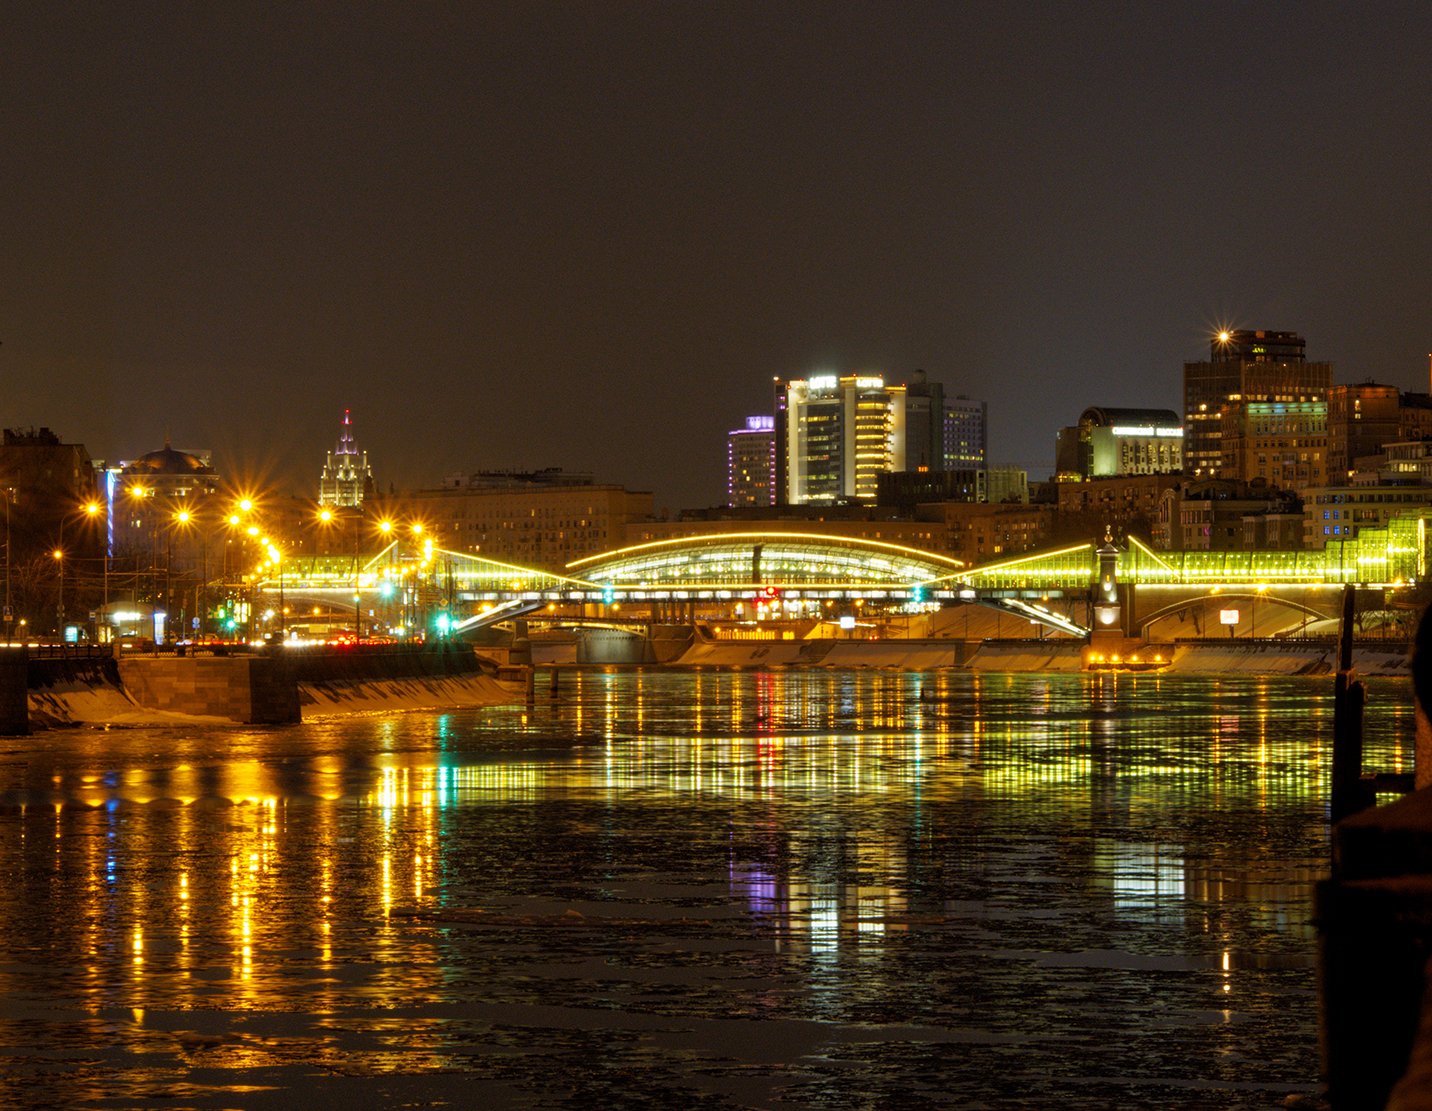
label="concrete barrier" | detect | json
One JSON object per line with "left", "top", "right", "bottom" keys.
{"left": 118, "top": 654, "right": 300, "bottom": 724}
{"left": 0, "top": 649, "right": 28, "bottom": 735}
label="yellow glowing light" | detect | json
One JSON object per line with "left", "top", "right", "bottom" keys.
{"left": 85, "top": 502, "right": 101, "bottom": 516}
{"left": 1217, "top": 330, "right": 1231, "bottom": 343}
{"left": 318, "top": 508, "right": 334, "bottom": 523}
{"left": 379, "top": 520, "right": 393, "bottom": 534}
{"left": 238, "top": 498, "right": 254, "bottom": 513}
{"left": 175, "top": 510, "right": 191, "bottom": 525}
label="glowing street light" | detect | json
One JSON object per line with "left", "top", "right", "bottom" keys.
{"left": 52, "top": 547, "right": 63, "bottom": 634}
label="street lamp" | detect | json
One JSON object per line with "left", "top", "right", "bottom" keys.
{"left": 2, "top": 487, "right": 12, "bottom": 637}
{"left": 126, "top": 484, "right": 153, "bottom": 613}
{"left": 84, "top": 501, "right": 106, "bottom": 636}
{"left": 321, "top": 508, "right": 365, "bottom": 640}
{"left": 52, "top": 547, "right": 63, "bottom": 636}
{"left": 267, "top": 542, "right": 285, "bottom": 641}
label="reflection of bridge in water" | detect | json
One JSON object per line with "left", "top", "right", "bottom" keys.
{"left": 258, "top": 514, "right": 1428, "bottom": 641}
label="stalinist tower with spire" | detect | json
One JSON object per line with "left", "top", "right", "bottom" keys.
{"left": 318, "top": 409, "right": 375, "bottom": 507}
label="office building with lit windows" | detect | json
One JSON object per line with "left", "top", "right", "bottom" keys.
{"left": 1055, "top": 407, "right": 1183, "bottom": 479}
{"left": 726, "top": 416, "right": 777, "bottom": 507}
{"left": 1183, "top": 329, "right": 1332, "bottom": 478}
{"left": 775, "top": 374, "right": 908, "bottom": 505}
{"left": 1326, "top": 383, "right": 1401, "bottom": 480}
{"left": 944, "top": 395, "right": 988, "bottom": 474}
{"left": 406, "top": 471, "right": 654, "bottom": 573}
{"left": 1219, "top": 399, "right": 1327, "bottom": 491}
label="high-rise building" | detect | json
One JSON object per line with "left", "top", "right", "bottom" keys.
{"left": 1326, "top": 382, "right": 1401, "bottom": 480}
{"left": 777, "top": 374, "right": 908, "bottom": 505}
{"left": 903, "top": 371, "right": 946, "bottom": 471}
{"left": 1219, "top": 399, "right": 1327, "bottom": 490}
{"left": 726, "top": 416, "right": 777, "bottom": 507}
{"left": 944, "top": 395, "right": 988, "bottom": 474}
{"left": 1183, "top": 330, "right": 1332, "bottom": 478}
{"left": 318, "top": 409, "right": 375, "bottom": 508}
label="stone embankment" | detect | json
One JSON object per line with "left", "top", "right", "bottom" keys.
{"left": 10, "top": 644, "right": 519, "bottom": 731}
{"left": 659, "top": 637, "right": 1413, "bottom": 676}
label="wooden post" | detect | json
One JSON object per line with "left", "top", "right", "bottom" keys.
{"left": 548, "top": 666, "right": 559, "bottom": 699}
{"left": 524, "top": 665, "right": 535, "bottom": 707}
{"left": 1331, "top": 584, "right": 1373, "bottom": 825}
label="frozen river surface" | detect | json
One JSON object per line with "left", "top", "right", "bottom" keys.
{"left": 0, "top": 669, "right": 1413, "bottom": 1108}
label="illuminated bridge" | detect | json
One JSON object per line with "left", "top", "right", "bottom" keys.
{"left": 254, "top": 514, "right": 1429, "bottom": 639}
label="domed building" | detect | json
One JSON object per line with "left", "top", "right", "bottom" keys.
{"left": 120, "top": 440, "right": 220, "bottom": 500}
{"left": 104, "top": 440, "right": 224, "bottom": 641}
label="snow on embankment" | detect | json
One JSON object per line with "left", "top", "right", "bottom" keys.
{"left": 964, "top": 641, "right": 1085, "bottom": 672}
{"left": 1162, "top": 643, "right": 1411, "bottom": 677}
{"left": 299, "top": 671, "right": 518, "bottom": 716}
{"left": 28, "top": 653, "right": 229, "bottom": 728}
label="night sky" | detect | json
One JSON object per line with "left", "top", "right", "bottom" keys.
{"left": 5, "top": 2, "right": 1430, "bottom": 511}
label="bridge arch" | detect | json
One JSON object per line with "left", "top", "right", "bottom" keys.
{"left": 1136, "top": 590, "right": 1345, "bottom": 637}
{"left": 566, "top": 532, "right": 965, "bottom": 590}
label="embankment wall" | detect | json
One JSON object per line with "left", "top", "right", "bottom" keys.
{"left": 15, "top": 644, "right": 517, "bottom": 729}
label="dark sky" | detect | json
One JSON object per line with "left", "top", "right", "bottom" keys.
{"left": 5, "top": 2, "right": 1430, "bottom": 510}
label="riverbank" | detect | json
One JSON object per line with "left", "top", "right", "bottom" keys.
{"left": 22, "top": 645, "right": 521, "bottom": 729}
{"left": 655, "top": 637, "right": 1413, "bottom": 676}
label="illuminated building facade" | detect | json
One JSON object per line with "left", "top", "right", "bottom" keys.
{"left": 1053, "top": 473, "right": 1183, "bottom": 544}
{"left": 1183, "top": 330, "right": 1332, "bottom": 478}
{"left": 926, "top": 500, "right": 1054, "bottom": 562}
{"left": 407, "top": 475, "right": 654, "bottom": 572}
{"left": 726, "top": 416, "right": 777, "bottom": 507}
{"left": 318, "top": 409, "right": 375, "bottom": 508}
{"left": 1056, "top": 407, "right": 1183, "bottom": 479}
{"left": 1327, "top": 383, "right": 1401, "bottom": 481}
{"left": 1155, "top": 480, "right": 1301, "bottom": 551}
{"left": 1302, "top": 485, "right": 1432, "bottom": 547}
{"left": 777, "top": 374, "right": 908, "bottom": 505}
{"left": 1219, "top": 399, "right": 1327, "bottom": 491}
{"left": 114, "top": 442, "right": 221, "bottom": 550}
{"left": 1380, "top": 440, "right": 1432, "bottom": 484}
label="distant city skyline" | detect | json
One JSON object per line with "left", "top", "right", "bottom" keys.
{"left": 4, "top": 3, "right": 1429, "bottom": 509}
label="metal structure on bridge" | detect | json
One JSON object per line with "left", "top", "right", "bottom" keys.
{"left": 251, "top": 513, "right": 1430, "bottom": 638}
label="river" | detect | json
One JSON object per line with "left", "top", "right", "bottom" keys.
{"left": 0, "top": 670, "right": 1414, "bottom": 1108}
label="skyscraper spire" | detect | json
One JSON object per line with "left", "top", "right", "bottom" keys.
{"left": 318, "top": 408, "right": 375, "bottom": 507}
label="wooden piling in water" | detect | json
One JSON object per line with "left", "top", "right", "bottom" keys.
{"left": 1331, "top": 584, "right": 1374, "bottom": 825}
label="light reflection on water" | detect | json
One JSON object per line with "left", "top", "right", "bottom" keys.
{"left": 0, "top": 670, "right": 1414, "bottom": 1107}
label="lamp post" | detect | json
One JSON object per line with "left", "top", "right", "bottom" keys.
{"left": 3, "top": 487, "right": 13, "bottom": 636}
{"left": 265, "top": 541, "right": 285, "bottom": 642}
{"left": 52, "top": 546, "right": 63, "bottom": 637}
{"left": 173, "top": 508, "right": 208, "bottom": 639}
{"left": 374, "top": 518, "right": 393, "bottom": 638}
{"left": 85, "top": 501, "right": 106, "bottom": 639}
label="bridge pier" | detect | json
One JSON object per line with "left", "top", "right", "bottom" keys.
{"left": 0, "top": 648, "right": 29, "bottom": 735}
